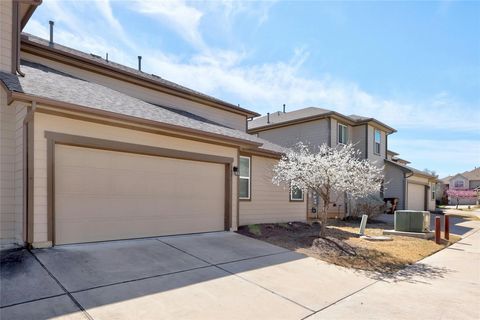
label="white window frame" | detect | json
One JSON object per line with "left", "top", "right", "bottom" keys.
{"left": 338, "top": 123, "right": 348, "bottom": 145}
{"left": 239, "top": 156, "right": 251, "bottom": 200}
{"left": 290, "top": 185, "right": 304, "bottom": 201}
{"left": 454, "top": 180, "right": 464, "bottom": 188}
{"left": 374, "top": 129, "right": 381, "bottom": 155}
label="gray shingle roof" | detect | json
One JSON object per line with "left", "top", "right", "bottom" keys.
{"left": 0, "top": 61, "right": 283, "bottom": 154}
{"left": 248, "top": 107, "right": 332, "bottom": 130}
{"left": 21, "top": 33, "right": 258, "bottom": 117}
{"left": 249, "top": 106, "right": 396, "bottom": 133}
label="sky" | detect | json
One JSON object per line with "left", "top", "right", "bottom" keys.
{"left": 24, "top": 0, "right": 480, "bottom": 178}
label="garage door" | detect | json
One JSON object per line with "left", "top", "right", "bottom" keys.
{"left": 54, "top": 145, "right": 226, "bottom": 245}
{"left": 407, "top": 183, "right": 425, "bottom": 211}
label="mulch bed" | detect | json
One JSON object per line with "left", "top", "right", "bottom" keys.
{"left": 237, "top": 220, "right": 458, "bottom": 274}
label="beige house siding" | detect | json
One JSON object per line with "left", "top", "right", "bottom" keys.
{"left": 31, "top": 110, "right": 239, "bottom": 247}
{"left": 0, "top": 90, "right": 15, "bottom": 247}
{"left": 0, "top": 0, "right": 12, "bottom": 72}
{"left": 21, "top": 52, "right": 247, "bottom": 131}
{"left": 239, "top": 156, "right": 306, "bottom": 225}
{"left": 0, "top": 89, "right": 26, "bottom": 248}
{"left": 255, "top": 118, "right": 330, "bottom": 150}
{"left": 14, "top": 104, "right": 26, "bottom": 244}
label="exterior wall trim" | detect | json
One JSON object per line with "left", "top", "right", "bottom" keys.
{"left": 43, "top": 131, "right": 234, "bottom": 245}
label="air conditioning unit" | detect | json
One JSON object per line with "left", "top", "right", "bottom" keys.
{"left": 394, "top": 210, "right": 430, "bottom": 233}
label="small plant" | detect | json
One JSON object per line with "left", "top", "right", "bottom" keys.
{"left": 248, "top": 224, "right": 262, "bottom": 236}
{"left": 352, "top": 194, "right": 386, "bottom": 219}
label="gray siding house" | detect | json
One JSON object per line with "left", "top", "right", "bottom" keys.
{"left": 248, "top": 107, "right": 396, "bottom": 218}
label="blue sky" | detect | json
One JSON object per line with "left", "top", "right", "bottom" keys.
{"left": 25, "top": 0, "right": 480, "bottom": 177}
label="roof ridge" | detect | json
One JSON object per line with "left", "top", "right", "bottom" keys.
{"left": 20, "top": 33, "right": 259, "bottom": 117}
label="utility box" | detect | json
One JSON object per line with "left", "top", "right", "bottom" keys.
{"left": 394, "top": 210, "right": 430, "bottom": 233}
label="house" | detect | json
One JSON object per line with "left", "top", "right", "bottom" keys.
{"left": 385, "top": 150, "right": 437, "bottom": 211}
{"left": 0, "top": 1, "right": 307, "bottom": 249}
{"left": 248, "top": 107, "right": 397, "bottom": 218}
{"left": 440, "top": 167, "right": 480, "bottom": 205}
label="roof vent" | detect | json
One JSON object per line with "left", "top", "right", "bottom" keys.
{"left": 106, "top": 53, "right": 109, "bottom": 62}
{"left": 283, "top": 103, "right": 286, "bottom": 113}
{"left": 267, "top": 112, "right": 270, "bottom": 124}
{"left": 90, "top": 53, "right": 102, "bottom": 59}
{"left": 49, "top": 20, "right": 54, "bottom": 45}
{"left": 138, "top": 56, "right": 142, "bottom": 71}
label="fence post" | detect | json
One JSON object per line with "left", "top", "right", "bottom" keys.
{"left": 444, "top": 215, "right": 450, "bottom": 241}
{"left": 435, "top": 216, "right": 441, "bottom": 244}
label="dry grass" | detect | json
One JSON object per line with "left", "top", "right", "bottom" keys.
{"left": 237, "top": 221, "right": 460, "bottom": 274}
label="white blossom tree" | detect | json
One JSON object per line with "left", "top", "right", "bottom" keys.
{"left": 272, "top": 142, "right": 384, "bottom": 237}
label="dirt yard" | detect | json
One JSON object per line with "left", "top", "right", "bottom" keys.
{"left": 237, "top": 220, "right": 460, "bottom": 274}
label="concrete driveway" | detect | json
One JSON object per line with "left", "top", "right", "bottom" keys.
{"left": 2, "top": 225, "right": 479, "bottom": 320}
{"left": 1, "top": 232, "right": 374, "bottom": 320}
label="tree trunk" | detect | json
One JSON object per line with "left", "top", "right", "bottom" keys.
{"left": 320, "top": 199, "right": 329, "bottom": 238}
{"left": 456, "top": 198, "right": 459, "bottom": 209}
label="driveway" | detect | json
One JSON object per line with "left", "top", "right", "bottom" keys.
{"left": 1, "top": 232, "right": 373, "bottom": 320}
{"left": 1, "top": 225, "right": 479, "bottom": 320}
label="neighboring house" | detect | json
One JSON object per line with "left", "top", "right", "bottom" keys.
{"left": 248, "top": 107, "right": 397, "bottom": 218}
{"left": 385, "top": 150, "right": 437, "bottom": 211}
{"left": 440, "top": 167, "right": 480, "bottom": 205}
{"left": 0, "top": 1, "right": 307, "bottom": 249}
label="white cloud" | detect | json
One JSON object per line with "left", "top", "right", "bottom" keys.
{"left": 131, "top": 0, "right": 205, "bottom": 50}
{"left": 24, "top": 0, "right": 480, "bottom": 136}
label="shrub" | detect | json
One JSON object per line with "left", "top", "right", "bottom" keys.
{"left": 352, "top": 194, "right": 386, "bottom": 219}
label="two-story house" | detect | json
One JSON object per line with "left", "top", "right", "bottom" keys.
{"left": 440, "top": 168, "right": 480, "bottom": 205}
{"left": 248, "top": 107, "right": 396, "bottom": 218}
{"left": 0, "top": 0, "right": 307, "bottom": 249}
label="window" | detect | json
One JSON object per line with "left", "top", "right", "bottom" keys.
{"left": 239, "top": 156, "right": 251, "bottom": 199}
{"left": 290, "top": 185, "right": 304, "bottom": 201}
{"left": 431, "top": 184, "right": 436, "bottom": 200}
{"left": 338, "top": 124, "right": 348, "bottom": 144}
{"left": 454, "top": 180, "right": 464, "bottom": 188}
{"left": 374, "top": 129, "right": 381, "bottom": 154}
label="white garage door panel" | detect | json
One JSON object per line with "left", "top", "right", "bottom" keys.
{"left": 407, "top": 183, "right": 425, "bottom": 211}
{"left": 55, "top": 145, "right": 225, "bottom": 245}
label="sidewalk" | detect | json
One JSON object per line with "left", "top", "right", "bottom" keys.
{"left": 308, "top": 219, "right": 480, "bottom": 320}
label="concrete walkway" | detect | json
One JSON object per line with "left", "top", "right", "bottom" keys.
{"left": 1, "top": 220, "right": 479, "bottom": 320}
{"left": 307, "top": 220, "right": 480, "bottom": 320}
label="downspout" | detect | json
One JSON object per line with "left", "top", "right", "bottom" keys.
{"left": 23, "top": 100, "right": 36, "bottom": 247}
{"left": 11, "top": 0, "right": 24, "bottom": 76}
{"left": 364, "top": 125, "right": 368, "bottom": 159}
